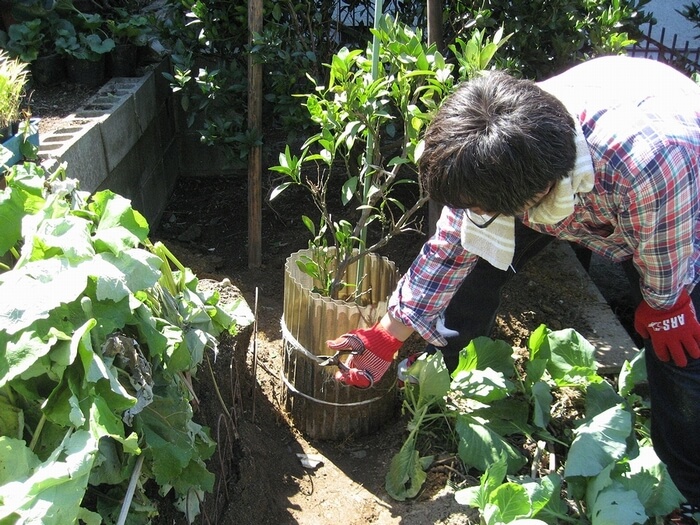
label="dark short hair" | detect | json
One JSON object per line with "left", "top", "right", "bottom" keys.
{"left": 419, "top": 70, "right": 577, "bottom": 214}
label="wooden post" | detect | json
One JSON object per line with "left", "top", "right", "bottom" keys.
{"left": 247, "top": 0, "right": 263, "bottom": 268}
{"left": 427, "top": 0, "right": 443, "bottom": 236}
{"left": 427, "top": 0, "right": 442, "bottom": 53}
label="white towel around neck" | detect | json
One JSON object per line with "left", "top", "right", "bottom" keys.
{"left": 460, "top": 118, "right": 595, "bottom": 270}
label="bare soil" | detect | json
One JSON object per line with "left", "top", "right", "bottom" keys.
{"left": 28, "top": 82, "right": 102, "bottom": 135}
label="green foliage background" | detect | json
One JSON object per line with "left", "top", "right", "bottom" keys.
{"left": 156, "top": 0, "right": 653, "bottom": 163}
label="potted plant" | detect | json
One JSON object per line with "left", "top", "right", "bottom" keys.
{"left": 105, "top": 8, "right": 152, "bottom": 77}
{"left": 55, "top": 14, "right": 114, "bottom": 86}
{"left": 0, "top": 49, "right": 38, "bottom": 168}
{"left": 0, "top": 48, "right": 27, "bottom": 134}
{"left": 3, "top": 16, "right": 70, "bottom": 85}
{"left": 3, "top": 17, "right": 42, "bottom": 62}
{"left": 270, "top": 15, "right": 509, "bottom": 439}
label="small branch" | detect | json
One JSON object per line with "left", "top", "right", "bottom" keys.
{"left": 117, "top": 454, "right": 145, "bottom": 525}
{"left": 251, "top": 287, "right": 259, "bottom": 423}
{"left": 205, "top": 353, "right": 231, "bottom": 419}
{"left": 330, "top": 192, "right": 430, "bottom": 295}
{"left": 28, "top": 413, "right": 46, "bottom": 452}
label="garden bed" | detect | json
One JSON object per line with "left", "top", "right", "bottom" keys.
{"left": 150, "top": 175, "right": 638, "bottom": 525}
{"left": 6, "top": 0, "right": 658, "bottom": 520}
{"left": 24, "top": 80, "right": 640, "bottom": 525}
{"left": 29, "top": 81, "right": 102, "bottom": 135}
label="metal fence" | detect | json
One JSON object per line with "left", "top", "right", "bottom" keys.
{"left": 627, "top": 24, "right": 700, "bottom": 75}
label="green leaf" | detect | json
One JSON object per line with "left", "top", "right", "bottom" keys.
{"left": 589, "top": 484, "right": 647, "bottom": 525}
{"left": 407, "top": 351, "right": 451, "bottom": 406}
{"left": 617, "top": 350, "right": 646, "bottom": 397}
{"left": 491, "top": 482, "right": 531, "bottom": 522}
{"left": 341, "top": 176, "right": 358, "bottom": 205}
{"left": 453, "top": 337, "right": 515, "bottom": 377}
{"left": 137, "top": 393, "right": 214, "bottom": 493}
{"left": 0, "top": 328, "right": 55, "bottom": 388}
{"left": 622, "top": 446, "right": 684, "bottom": 517}
{"left": 564, "top": 404, "right": 631, "bottom": 478}
{"left": 451, "top": 368, "right": 511, "bottom": 403}
{"left": 0, "top": 258, "right": 88, "bottom": 335}
{"left": 584, "top": 381, "right": 623, "bottom": 420}
{"left": 269, "top": 181, "right": 294, "bottom": 200}
{"left": 385, "top": 431, "right": 428, "bottom": 501}
{"left": 21, "top": 216, "right": 95, "bottom": 263}
{"left": 0, "top": 395, "right": 23, "bottom": 439}
{"left": 43, "top": 365, "right": 86, "bottom": 428}
{"left": 520, "top": 473, "right": 564, "bottom": 519}
{"left": 472, "top": 397, "right": 531, "bottom": 437}
{"left": 301, "top": 215, "right": 316, "bottom": 236}
{"left": 542, "top": 328, "right": 599, "bottom": 386}
{"left": 455, "top": 453, "right": 508, "bottom": 509}
{"left": 89, "top": 190, "right": 149, "bottom": 253}
{"left": 0, "top": 165, "right": 46, "bottom": 256}
{"left": 0, "top": 436, "right": 40, "bottom": 485}
{"left": 530, "top": 381, "right": 553, "bottom": 429}
{"left": 0, "top": 430, "right": 99, "bottom": 525}
{"left": 527, "top": 324, "right": 550, "bottom": 361}
{"left": 88, "top": 249, "right": 162, "bottom": 302}
{"left": 456, "top": 414, "right": 526, "bottom": 474}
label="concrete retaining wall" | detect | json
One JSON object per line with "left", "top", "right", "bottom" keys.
{"left": 38, "top": 59, "right": 180, "bottom": 226}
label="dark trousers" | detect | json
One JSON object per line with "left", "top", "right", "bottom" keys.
{"left": 427, "top": 221, "right": 700, "bottom": 504}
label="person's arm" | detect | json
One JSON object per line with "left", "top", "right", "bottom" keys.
{"left": 330, "top": 207, "right": 478, "bottom": 387}
{"left": 629, "top": 144, "right": 700, "bottom": 366}
{"left": 379, "top": 311, "right": 414, "bottom": 341}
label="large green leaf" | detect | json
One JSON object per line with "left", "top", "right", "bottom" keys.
{"left": 89, "top": 190, "right": 150, "bottom": 253}
{"left": 456, "top": 414, "right": 526, "bottom": 474}
{"left": 520, "top": 474, "right": 565, "bottom": 521}
{"left": 584, "top": 381, "right": 623, "bottom": 420}
{"left": 621, "top": 446, "right": 684, "bottom": 517}
{"left": 0, "top": 258, "right": 89, "bottom": 335}
{"left": 0, "top": 436, "right": 40, "bottom": 485}
{"left": 385, "top": 431, "right": 429, "bottom": 501}
{"left": 21, "top": 215, "right": 95, "bottom": 262}
{"left": 0, "top": 327, "right": 56, "bottom": 387}
{"left": 589, "top": 484, "right": 647, "bottom": 525}
{"left": 137, "top": 393, "right": 214, "bottom": 492}
{"left": 542, "top": 329, "right": 599, "bottom": 386}
{"left": 88, "top": 249, "right": 162, "bottom": 302}
{"left": 0, "top": 164, "right": 46, "bottom": 256}
{"left": 454, "top": 336, "right": 515, "bottom": 377}
{"left": 0, "top": 187, "right": 28, "bottom": 257}
{"left": 564, "top": 405, "right": 631, "bottom": 478}
{"left": 451, "top": 368, "right": 512, "bottom": 403}
{"left": 0, "top": 430, "right": 99, "bottom": 525}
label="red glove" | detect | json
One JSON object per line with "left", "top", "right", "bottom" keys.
{"left": 634, "top": 290, "right": 700, "bottom": 367}
{"left": 327, "top": 323, "right": 403, "bottom": 388}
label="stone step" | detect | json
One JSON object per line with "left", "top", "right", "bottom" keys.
{"left": 542, "top": 241, "right": 639, "bottom": 374}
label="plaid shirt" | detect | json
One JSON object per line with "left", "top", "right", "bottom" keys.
{"left": 389, "top": 57, "right": 700, "bottom": 346}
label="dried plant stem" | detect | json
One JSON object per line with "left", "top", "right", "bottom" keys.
{"left": 117, "top": 454, "right": 144, "bottom": 525}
